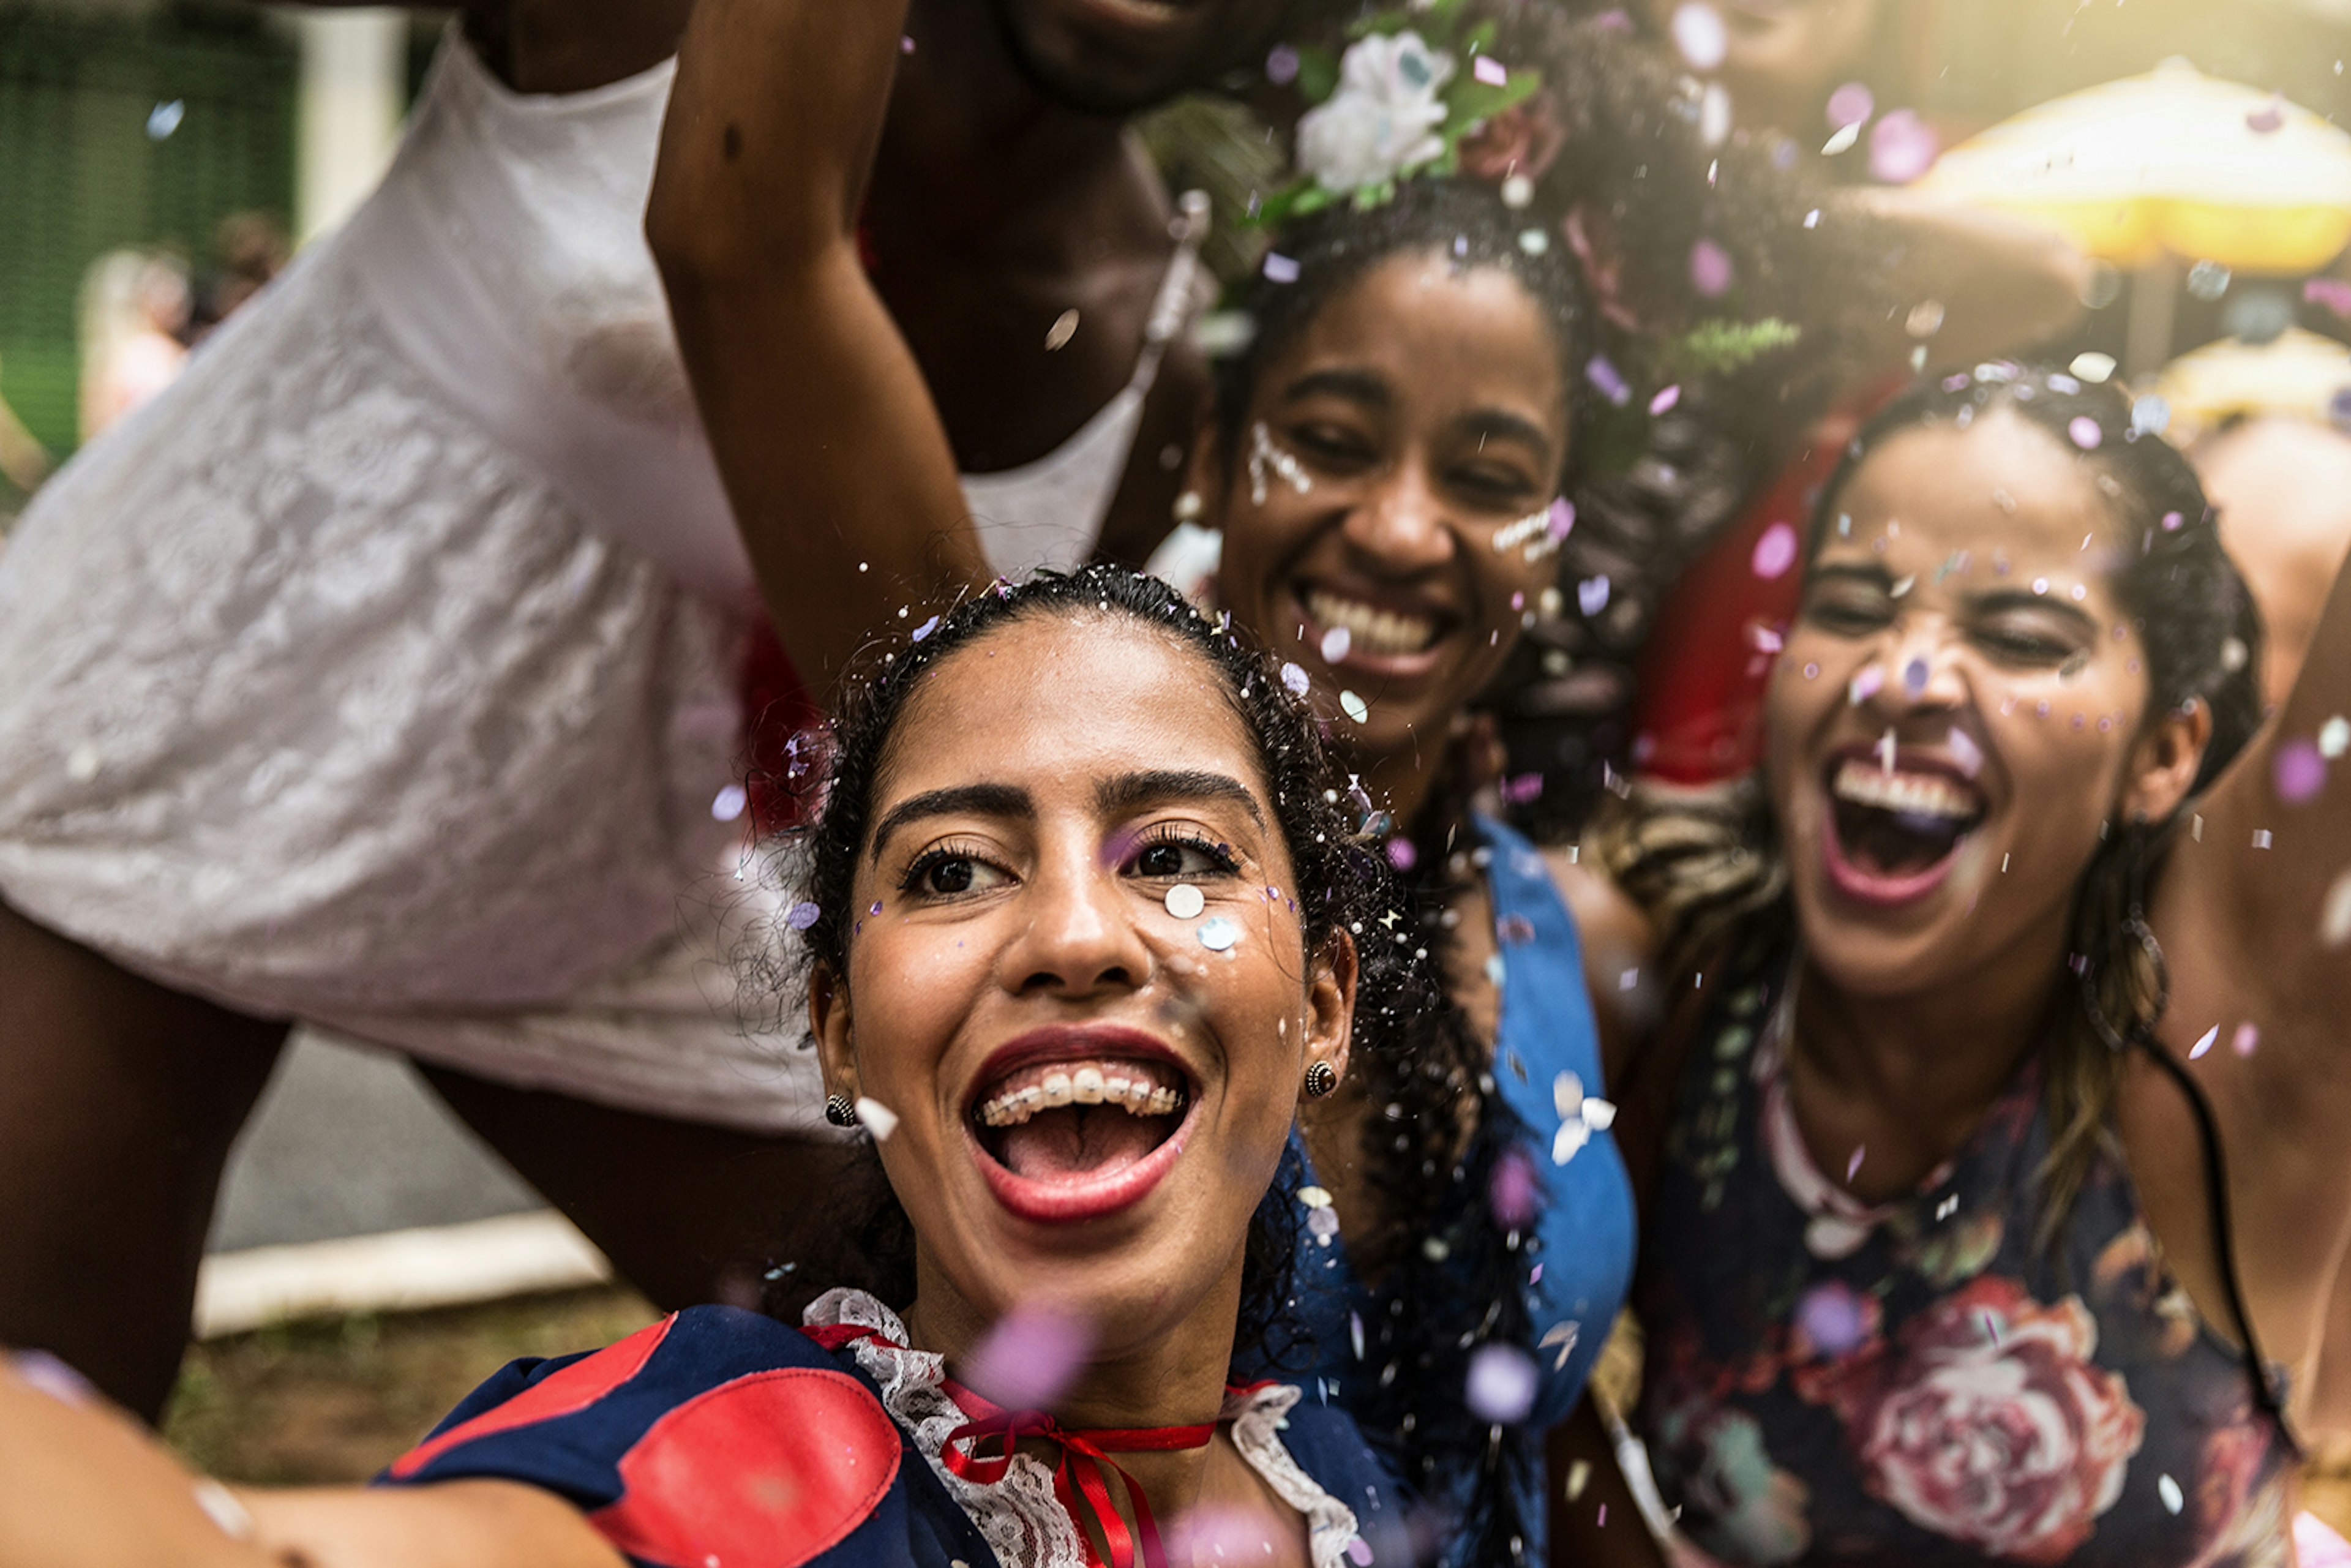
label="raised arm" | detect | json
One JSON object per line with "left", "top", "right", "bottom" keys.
{"left": 647, "top": 0, "right": 988, "bottom": 690}
{"left": 1834, "top": 186, "right": 2089, "bottom": 373}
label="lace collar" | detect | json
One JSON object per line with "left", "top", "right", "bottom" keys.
{"left": 803, "top": 1288, "right": 1363, "bottom": 1567}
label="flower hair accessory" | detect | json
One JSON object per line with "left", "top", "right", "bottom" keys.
{"left": 1260, "top": 0, "right": 1545, "bottom": 224}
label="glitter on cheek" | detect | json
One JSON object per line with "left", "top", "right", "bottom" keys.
{"left": 1164, "top": 883, "right": 1206, "bottom": 920}
{"left": 1197, "top": 917, "right": 1241, "bottom": 951}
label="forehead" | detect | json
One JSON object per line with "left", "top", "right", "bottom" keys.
{"left": 1823, "top": 408, "right": 2120, "bottom": 568}
{"left": 1267, "top": 254, "right": 1568, "bottom": 427}
{"left": 876, "top": 613, "right": 1265, "bottom": 807}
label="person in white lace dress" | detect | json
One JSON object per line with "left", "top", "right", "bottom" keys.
{"left": 0, "top": 0, "right": 1300, "bottom": 1420}
{"left": 1, "top": 567, "right": 1409, "bottom": 1568}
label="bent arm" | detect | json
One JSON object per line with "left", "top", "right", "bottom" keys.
{"left": 0, "top": 1359, "right": 621, "bottom": 1568}
{"left": 1834, "top": 187, "right": 2089, "bottom": 372}
{"left": 648, "top": 0, "right": 989, "bottom": 691}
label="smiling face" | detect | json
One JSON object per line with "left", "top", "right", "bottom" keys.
{"left": 988, "top": 0, "right": 1297, "bottom": 113}
{"left": 1766, "top": 408, "right": 2209, "bottom": 997}
{"left": 812, "top": 612, "right": 1353, "bottom": 1360}
{"left": 1206, "top": 253, "right": 1571, "bottom": 776}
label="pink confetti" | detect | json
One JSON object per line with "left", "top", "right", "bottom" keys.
{"left": 2162, "top": 510, "right": 2184, "bottom": 531}
{"left": 2068, "top": 416, "right": 2103, "bottom": 450}
{"left": 1751, "top": 520, "right": 1799, "bottom": 579}
{"left": 2275, "top": 739, "right": 2328, "bottom": 804}
{"left": 1473, "top": 54, "right": 1508, "bottom": 86}
{"left": 1845, "top": 1145, "right": 1865, "bottom": 1182}
{"left": 1649, "top": 383, "right": 1682, "bottom": 415}
{"left": 1826, "top": 82, "right": 1875, "bottom": 130}
{"left": 2306, "top": 279, "right": 2351, "bottom": 320}
{"left": 1849, "top": 665, "right": 1884, "bottom": 705}
{"left": 2232, "top": 1022, "right": 2260, "bottom": 1058}
{"left": 1547, "top": 497, "right": 1577, "bottom": 542}
{"left": 1490, "top": 1145, "right": 1540, "bottom": 1229}
{"left": 962, "top": 1302, "right": 1095, "bottom": 1410}
{"left": 1794, "top": 1281, "right": 1871, "bottom": 1356}
{"left": 1585, "top": 355, "right": 1630, "bottom": 407}
{"left": 1265, "top": 43, "right": 1300, "bottom": 84}
{"left": 1689, "top": 238, "right": 1733, "bottom": 298}
{"left": 2247, "top": 96, "right": 2286, "bottom": 134}
{"left": 1385, "top": 836, "right": 1417, "bottom": 871}
{"left": 1947, "top": 727, "right": 1983, "bottom": 778}
{"left": 1868, "top": 109, "right": 1939, "bottom": 184}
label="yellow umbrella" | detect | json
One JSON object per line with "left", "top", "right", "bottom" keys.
{"left": 2151, "top": 327, "right": 2351, "bottom": 446}
{"left": 1922, "top": 58, "right": 2351, "bottom": 275}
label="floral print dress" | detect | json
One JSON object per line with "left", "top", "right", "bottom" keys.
{"left": 1632, "top": 934, "right": 2293, "bottom": 1567}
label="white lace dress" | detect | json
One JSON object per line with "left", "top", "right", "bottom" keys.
{"left": 0, "top": 29, "right": 1198, "bottom": 1133}
{"left": 804, "top": 1288, "right": 1368, "bottom": 1568}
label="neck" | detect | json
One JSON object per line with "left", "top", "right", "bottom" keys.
{"left": 899, "top": 1248, "right": 1247, "bottom": 1533}
{"left": 870, "top": 0, "right": 1156, "bottom": 246}
{"left": 1792, "top": 908, "right": 2072, "bottom": 1135}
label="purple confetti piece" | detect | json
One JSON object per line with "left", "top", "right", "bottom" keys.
{"left": 1904, "top": 656, "right": 1930, "bottom": 697}
{"left": 2275, "top": 739, "right": 2328, "bottom": 804}
{"left": 1489, "top": 1144, "right": 1540, "bottom": 1230}
{"left": 1464, "top": 1343, "right": 1539, "bottom": 1424}
{"left": 1385, "top": 836, "right": 1417, "bottom": 871}
{"left": 7, "top": 1349, "right": 94, "bottom": 1406}
{"left": 1497, "top": 912, "right": 1537, "bottom": 947}
{"left": 911, "top": 614, "right": 941, "bottom": 642}
{"left": 1320, "top": 625, "right": 1352, "bottom": 663}
{"left": 1826, "top": 81, "right": 1875, "bottom": 130}
{"left": 786, "top": 901, "right": 822, "bottom": 931}
{"left": 1649, "top": 383, "right": 1682, "bottom": 416}
{"left": 2068, "top": 416, "right": 2103, "bottom": 451}
{"left": 1948, "top": 726, "right": 1983, "bottom": 778}
{"left": 1867, "top": 109, "right": 1939, "bottom": 184}
{"left": 1943, "top": 371, "right": 1972, "bottom": 392}
{"left": 1794, "top": 1281, "right": 1870, "bottom": 1356}
{"left": 869, "top": 901, "right": 882, "bottom": 916}
{"left": 1348, "top": 1538, "right": 1376, "bottom": 1566}
{"left": 1501, "top": 771, "right": 1545, "bottom": 805}
{"left": 2162, "top": 510, "right": 2184, "bottom": 531}
{"left": 2232, "top": 1022, "right": 2260, "bottom": 1057}
{"left": 1584, "top": 354, "right": 1630, "bottom": 407}
{"left": 1262, "top": 252, "right": 1300, "bottom": 284}
{"left": 1577, "top": 576, "right": 1611, "bottom": 617}
{"left": 711, "top": 784, "right": 748, "bottom": 822}
{"left": 962, "top": 1301, "right": 1096, "bottom": 1410}
{"left": 1281, "top": 661, "right": 1311, "bottom": 696}
{"left": 1689, "top": 238, "right": 1733, "bottom": 298}
{"left": 2247, "top": 96, "right": 2286, "bottom": 134}
{"left": 1845, "top": 1144, "right": 1865, "bottom": 1182}
{"left": 1474, "top": 54, "right": 1508, "bottom": 86}
{"left": 1265, "top": 43, "right": 1300, "bottom": 85}
{"left": 1849, "top": 664, "right": 1884, "bottom": 705}
{"left": 1751, "top": 520, "right": 1799, "bottom": 579}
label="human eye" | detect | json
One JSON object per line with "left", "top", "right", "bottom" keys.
{"left": 1124, "top": 825, "right": 1241, "bottom": 882}
{"left": 898, "top": 840, "right": 1011, "bottom": 899}
{"left": 1286, "top": 420, "right": 1379, "bottom": 471}
{"left": 1973, "top": 617, "right": 2080, "bottom": 667}
{"left": 1452, "top": 459, "right": 1542, "bottom": 508}
{"left": 1802, "top": 583, "right": 1894, "bottom": 637}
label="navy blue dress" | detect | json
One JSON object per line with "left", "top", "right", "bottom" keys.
{"left": 379, "top": 1302, "right": 1401, "bottom": 1568}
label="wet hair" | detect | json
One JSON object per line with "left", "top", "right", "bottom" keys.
{"left": 754, "top": 565, "right": 1428, "bottom": 1364}
{"left": 1212, "top": 8, "right": 1874, "bottom": 835}
{"left": 1595, "top": 364, "right": 2265, "bottom": 1246}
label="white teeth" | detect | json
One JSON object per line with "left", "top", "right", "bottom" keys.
{"left": 976, "top": 1061, "right": 1186, "bottom": 1128}
{"left": 1304, "top": 590, "right": 1439, "bottom": 657}
{"left": 1832, "top": 759, "right": 1979, "bottom": 822}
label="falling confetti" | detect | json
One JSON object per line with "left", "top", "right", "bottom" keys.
{"left": 1473, "top": 54, "right": 1509, "bottom": 86}
{"left": 1670, "top": 1, "right": 1727, "bottom": 69}
{"left": 1578, "top": 576, "right": 1612, "bottom": 617}
{"left": 1585, "top": 355, "right": 1630, "bottom": 407}
{"left": 1340, "top": 690, "right": 1370, "bottom": 724}
{"left": 1868, "top": 110, "right": 1939, "bottom": 184}
{"left": 854, "top": 1097, "right": 899, "bottom": 1141}
{"left": 1935, "top": 1194, "right": 1960, "bottom": 1220}
{"left": 2232, "top": 1023, "right": 2260, "bottom": 1058}
{"left": 1321, "top": 626, "right": 1352, "bottom": 662}
{"left": 1823, "top": 121, "right": 1862, "bottom": 156}
{"left": 2159, "top": 1473, "right": 2185, "bottom": 1515}
{"left": 1281, "top": 662, "right": 1310, "bottom": 696}
{"left": 1464, "top": 1343, "right": 1539, "bottom": 1424}
{"left": 1796, "top": 1282, "right": 1871, "bottom": 1355}
{"left": 1846, "top": 1146, "right": 1866, "bottom": 1182}
{"left": 2069, "top": 351, "right": 2117, "bottom": 383}
{"left": 711, "top": 784, "right": 749, "bottom": 822}
{"left": 1904, "top": 656, "right": 1930, "bottom": 697}
{"left": 1565, "top": 1458, "right": 1593, "bottom": 1501}
{"left": 2245, "top": 96, "right": 2286, "bottom": 134}
{"left": 146, "top": 99, "right": 185, "bottom": 140}
{"left": 1689, "top": 238, "right": 1734, "bottom": 298}
{"left": 1197, "top": 917, "right": 1240, "bottom": 951}
{"left": 1490, "top": 1146, "right": 1540, "bottom": 1229}
{"left": 2325, "top": 869, "right": 2351, "bottom": 947}
{"left": 964, "top": 1302, "right": 1095, "bottom": 1409}
{"left": 912, "top": 614, "right": 941, "bottom": 642}
{"left": 1265, "top": 43, "right": 1301, "bottom": 84}
{"left": 1044, "top": 310, "right": 1079, "bottom": 351}
{"left": 1751, "top": 521, "right": 1798, "bottom": 579}
{"left": 1850, "top": 666, "right": 1884, "bottom": 706}
{"left": 2190, "top": 1025, "right": 2219, "bottom": 1060}
{"left": 2068, "top": 416, "right": 2103, "bottom": 451}
{"left": 1948, "top": 727, "right": 1982, "bottom": 778}
{"left": 2275, "top": 740, "right": 2328, "bottom": 804}
{"left": 1263, "top": 252, "right": 1300, "bottom": 284}
{"left": 1386, "top": 836, "right": 1417, "bottom": 871}
{"left": 2319, "top": 716, "right": 2350, "bottom": 759}
{"left": 1649, "top": 383, "right": 1682, "bottom": 415}
{"left": 787, "top": 900, "right": 822, "bottom": 930}
{"left": 1826, "top": 81, "right": 1874, "bottom": 129}
{"left": 2186, "top": 260, "right": 2232, "bottom": 302}
{"left": 1165, "top": 883, "right": 1205, "bottom": 920}
{"left": 1349, "top": 1310, "right": 1367, "bottom": 1360}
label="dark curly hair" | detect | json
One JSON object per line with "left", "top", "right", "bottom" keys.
{"left": 749, "top": 565, "right": 1433, "bottom": 1365}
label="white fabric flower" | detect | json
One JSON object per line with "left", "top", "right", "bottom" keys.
{"left": 1295, "top": 31, "right": 1456, "bottom": 195}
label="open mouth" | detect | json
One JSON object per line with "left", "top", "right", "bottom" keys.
{"left": 966, "top": 1033, "right": 1196, "bottom": 1224}
{"left": 1297, "top": 583, "right": 1455, "bottom": 669}
{"left": 1820, "top": 752, "right": 1985, "bottom": 904}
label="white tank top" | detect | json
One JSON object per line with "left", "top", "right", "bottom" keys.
{"left": 347, "top": 31, "right": 1205, "bottom": 607}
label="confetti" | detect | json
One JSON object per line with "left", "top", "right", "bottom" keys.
{"left": 2186, "top": 260, "right": 2232, "bottom": 302}
{"left": 1262, "top": 252, "right": 1300, "bottom": 284}
{"left": 1340, "top": 690, "right": 1370, "bottom": 724}
{"left": 1165, "top": 883, "right": 1205, "bottom": 920}
{"left": 2069, "top": 351, "right": 2117, "bottom": 383}
{"left": 2232, "top": 1023, "right": 2260, "bottom": 1058}
{"left": 1670, "top": 1, "right": 1727, "bottom": 69}
{"left": 711, "top": 784, "right": 748, "bottom": 822}
{"left": 1822, "top": 121, "right": 1862, "bottom": 156}
{"left": 1044, "top": 310, "right": 1079, "bottom": 351}
{"left": 1846, "top": 1146, "right": 1865, "bottom": 1182}
{"left": 1565, "top": 1458, "right": 1593, "bottom": 1501}
{"left": 1948, "top": 727, "right": 1982, "bottom": 778}
{"left": 1349, "top": 1310, "right": 1367, "bottom": 1360}
{"left": 786, "top": 900, "right": 822, "bottom": 930}
{"left": 1386, "top": 836, "right": 1417, "bottom": 871}
{"left": 1904, "top": 657, "right": 1930, "bottom": 697}
{"left": 1321, "top": 625, "right": 1352, "bottom": 662}
{"left": 1265, "top": 43, "right": 1300, "bottom": 84}
{"left": 1935, "top": 1194, "right": 1960, "bottom": 1220}
{"left": 1281, "top": 662, "right": 1310, "bottom": 696}
{"left": 1498, "top": 912, "right": 1536, "bottom": 946}
{"left": 964, "top": 1302, "right": 1095, "bottom": 1409}
{"left": 1795, "top": 1281, "right": 1871, "bottom": 1355}
{"left": 1689, "top": 238, "right": 1734, "bottom": 298}
{"left": 1308, "top": 1206, "right": 1342, "bottom": 1244}
{"left": 1464, "top": 1343, "right": 1539, "bottom": 1424}
{"left": 2132, "top": 396, "right": 2171, "bottom": 437}
{"left": 1826, "top": 81, "right": 1874, "bottom": 130}
{"left": 146, "top": 99, "right": 184, "bottom": 140}
{"left": 854, "top": 1097, "right": 899, "bottom": 1141}
{"left": 1197, "top": 916, "right": 1240, "bottom": 951}
{"left": 2308, "top": 279, "right": 2351, "bottom": 320}
{"left": 2159, "top": 1473, "right": 2184, "bottom": 1515}
{"left": 2276, "top": 740, "right": 2328, "bottom": 803}
{"left": 2319, "top": 717, "right": 2350, "bottom": 759}
{"left": 1649, "top": 383, "right": 1682, "bottom": 415}
{"left": 1490, "top": 1145, "right": 1540, "bottom": 1229}
{"left": 1473, "top": 54, "right": 1509, "bottom": 86}
{"left": 2068, "top": 416, "right": 2102, "bottom": 451}
{"left": 2190, "top": 1026, "right": 2219, "bottom": 1059}
{"left": 2245, "top": 96, "right": 2285, "bottom": 134}
{"left": 1585, "top": 355, "right": 1630, "bottom": 407}
{"left": 1850, "top": 665, "right": 1884, "bottom": 705}
{"left": 1868, "top": 110, "right": 1938, "bottom": 184}
{"left": 911, "top": 614, "right": 940, "bottom": 642}
{"left": 2253, "top": 829, "right": 2273, "bottom": 849}
{"left": 1578, "top": 576, "right": 1612, "bottom": 617}
{"left": 2323, "top": 869, "right": 2351, "bottom": 946}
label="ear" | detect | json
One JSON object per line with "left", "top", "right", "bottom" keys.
{"left": 2119, "top": 695, "right": 2213, "bottom": 825}
{"left": 810, "top": 961, "right": 858, "bottom": 1102}
{"left": 1302, "top": 929, "right": 1360, "bottom": 1095}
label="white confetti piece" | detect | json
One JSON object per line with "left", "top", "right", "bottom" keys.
{"left": 1164, "top": 883, "right": 1205, "bottom": 920}
{"left": 1044, "top": 309, "right": 1079, "bottom": 351}
{"left": 1320, "top": 625, "right": 1351, "bottom": 662}
{"left": 146, "top": 99, "right": 184, "bottom": 140}
{"left": 1823, "top": 120, "right": 1862, "bottom": 155}
{"left": 2190, "top": 1025, "right": 2219, "bottom": 1059}
{"left": 1465, "top": 1343, "right": 1539, "bottom": 1424}
{"left": 711, "top": 784, "right": 748, "bottom": 822}
{"left": 1340, "top": 690, "right": 1369, "bottom": 724}
{"left": 1565, "top": 1458, "right": 1592, "bottom": 1501}
{"left": 1262, "top": 252, "right": 1300, "bottom": 283}
{"left": 2159, "top": 1473, "right": 2184, "bottom": 1515}
{"left": 854, "top": 1097, "right": 899, "bottom": 1141}
{"left": 1196, "top": 917, "right": 1240, "bottom": 951}
{"left": 2322, "top": 869, "right": 2351, "bottom": 946}
{"left": 2320, "top": 716, "right": 2349, "bottom": 759}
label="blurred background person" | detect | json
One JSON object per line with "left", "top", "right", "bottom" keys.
{"left": 74, "top": 249, "right": 189, "bottom": 441}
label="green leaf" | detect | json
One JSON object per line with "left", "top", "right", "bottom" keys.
{"left": 1670, "top": 317, "right": 1805, "bottom": 377}
{"left": 1293, "top": 44, "right": 1340, "bottom": 105}
{"left": 1443, "top": 69, "right": 1542, "bottom": 132}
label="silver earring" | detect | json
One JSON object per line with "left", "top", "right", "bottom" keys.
{"left": 823, "top": 1093, "right": 858, "bottom": 1128}
{"left": 1303, "top": 1060, "right": 1338, "bottom": 1099}
{"left": 1172, "top": 489, "right": 1204, "bottom": 523}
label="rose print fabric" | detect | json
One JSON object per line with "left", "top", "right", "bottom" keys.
{"left": 1632, "top": 933, "right": 2293, "bottom": 1567}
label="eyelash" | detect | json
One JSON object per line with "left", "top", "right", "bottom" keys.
{"left": 897, "top": 839, "right": 1002, "bottom": 896}
{"left": 1127, "top": 824, "right": 1240, "bottom": 879}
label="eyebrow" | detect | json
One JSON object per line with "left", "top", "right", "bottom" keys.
{"left": 1809, "top": 563, "right": 2101, "bottom": 634}
{"left": 1280, "top": 367, "right": 1392, "bottom": 410}
{"left": 869, "top": 783, "right": 1031, "bottom": 864}
{"left": 1096, "top": 770, "right": 1267, "bottom": 830}
{"left": 1457, "top": 408, "right": 1555, "bottom": 452}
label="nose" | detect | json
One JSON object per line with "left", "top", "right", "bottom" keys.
{"left": 1001, "top": 848, "right": 1155, "bottom": 1000}
{"left": 1862, "top": 623, "right": 1968, "bottom": 717}
{"left": 1340, "top": 459, "right": 1457, "bottom": 572}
